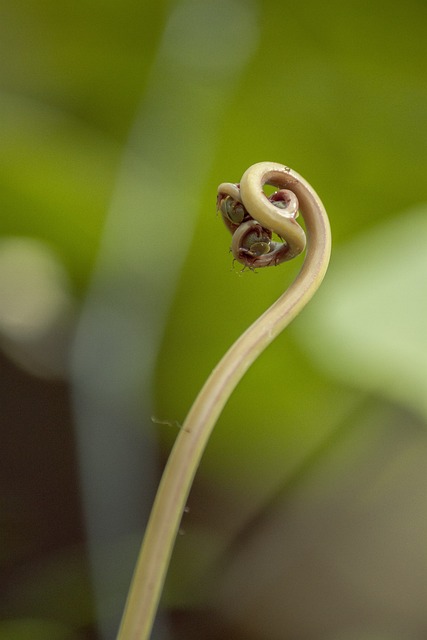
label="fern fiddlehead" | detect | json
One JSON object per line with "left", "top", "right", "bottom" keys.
{"left": 117, "top": 162, "right": 331, "bottom": 640}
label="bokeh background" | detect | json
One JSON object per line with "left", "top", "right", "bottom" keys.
{"left": 1, "top": 1, "right": 426, "bottom": 639}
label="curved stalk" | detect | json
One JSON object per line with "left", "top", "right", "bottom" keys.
{"left": 117, "top": 162, "right": 331, "bottom": 640}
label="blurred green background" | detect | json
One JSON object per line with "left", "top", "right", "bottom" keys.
{"left": 1, "top": 1, "right": 426, "bottom": 639}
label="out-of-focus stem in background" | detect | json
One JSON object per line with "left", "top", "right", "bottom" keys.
{"left": 70, "top": 1, "right": 259, "bottom": 638}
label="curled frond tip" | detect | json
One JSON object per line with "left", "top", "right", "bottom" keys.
{"left": 217, "top": 163, "right": 307, "bottom": 269}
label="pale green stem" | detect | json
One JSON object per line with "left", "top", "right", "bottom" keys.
{"left": 117, "top": 162, "right": 331, "bottom": 640}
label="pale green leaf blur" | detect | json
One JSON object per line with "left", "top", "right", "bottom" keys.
{"left": 0, "top": 0, "right": 426, "bottom": 639}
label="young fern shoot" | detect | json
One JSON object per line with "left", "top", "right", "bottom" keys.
{"left": 117, "top": 162, "right": 331, "bottom": 640}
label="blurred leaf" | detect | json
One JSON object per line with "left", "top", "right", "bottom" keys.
{"left": 0, "top": 94, "right": 122, "bottom": 289}
{"left": 0, "top": 0, "right": 167, "bottom": 136}
{"left": 298, "top": 206, "right": 427, "bottom": 418}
